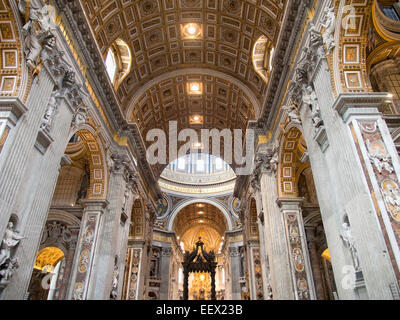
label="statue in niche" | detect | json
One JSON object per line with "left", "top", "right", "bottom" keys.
{"left": 0, "top": 222, "right": 25, "bottom": 267}
{"left": 321, "top": 6, "right": 336, "bottom": 54}
{"left": 302, "top": 85, "right": 324, "bottom": 129}
{"left": 18, "top": 0, "right": 57, "bottom": 69}
{"left": 340, "top": 220, "right": 360, "bottom": 271}
{"left": 77, "top": 161, "right": 90, "bottom": 201}
{"left": 283, "top": 105, "right": 302, "bottom": 125}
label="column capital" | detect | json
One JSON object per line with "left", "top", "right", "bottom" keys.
{"left": 276, "top": 197, "right": 304, "bottom": 209}
{"left": 252, "top": 144, "right": 279, "bottom": 181}
{"left": 333, "top": 93, "right": 390, "bottom": 123}
{"left": 0, "top": 98, "right": 28, "bottom": 125}
{"left": 80, "top": 199, "right": 109, "bottom": 212}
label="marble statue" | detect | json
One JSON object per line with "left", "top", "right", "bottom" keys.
{"left": 383, "top": 183, "right": 400, "bottom": 208}
{"left": 0, "top": 258, "right": 19, "bottom": 285}
{"left": 303, "top": 86, "right": 323, "bottom": 128}
{"left": 110, "top": 258, "right": 119, "bottom": 300}
{"left": 366, "top": 140, "right": 394, "bottom": 174}
{"left": 0, "top": 222, "right": 25, "bottom": 267}
{"left": 283, "top": 105, "right": 302, "bottom": 125}
{"left": 340, "top": 221, "right": 360, "bottom": 271}
{"left": 41, "top": 91, "right": 60, "bottom": 131}
{"left": 322, "top": 6, "right": 336, "bottom": 54}
{"left": 122, "top": 187, "right": 130, "bottom": 212}
{"left": 18, "top": 0, "right": 57, "bottom": 69}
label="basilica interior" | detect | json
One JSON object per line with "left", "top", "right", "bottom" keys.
{"left": 0, "top": 0, "right": 400, "bottom": 301}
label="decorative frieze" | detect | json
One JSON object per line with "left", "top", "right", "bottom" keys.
{"left": 358, "top": 121, "right": 400, "bottom": 242}
{"left": 71, "top": 212, "right": 101, "bottom": 300}
{"left": 251, "top": 248, "right": 264, "bottom": 300}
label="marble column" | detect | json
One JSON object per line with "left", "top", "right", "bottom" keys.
{"left": 56, "top": 228, "right": 79, "bottom": 300}
{"left": 0, "top": 67, "right": 54, "bottom": 242}
{"left": 305, "top": 226, "right": 326, "bottom": 300}
{"left": 247, "top": 242, "right": 264, "bottom": 300}
{"left": 277, "top": 198, "right": 316, "bottom": 300}
{"left": 251, "top": 191, "right": 270, "bottom": 299}
{"left": 1, "top": 68, "right": 80, "bottom": 300}
{"left": 159, "top": 246, "right": 172, "bottom": 300}
{"left": 68, "top": 199, "right": 108, "bottom": 300}
{"left": 295, "top": 32, "right": 400, "bottom": 299}
{"left": 122, "top": 242, "right": 144, "bottom": 300}
{"left": 229, "top": 246, "right": 242, "bottom": 300}
{"left": 257, "top": 155, "right": 294, "bottom": 300}
{"left": 88, "top": 154, "right": 136, "bottom": 300}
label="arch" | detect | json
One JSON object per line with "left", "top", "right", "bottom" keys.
{"left": 167, "top": 198, "right": 233, "bottom": 232}
{"left": 47, "top": 209, "right": 81, "bottom": 227}
{"left": 34, "top": 247, "right": 65, "bottom": 271}
{"left": 130, "top": 199, "right": 145, "bottom": 239}
{"left": 252, "top": 35, "right": 274, "bottom": 84}
{"left": 0, "top": 0, "right": 26, "bottom": 99}
{"left": 104, "top": 38, "right": 132, "bottom": 89}
{"left": 278, "top": 126, "right": 305, "bottom": 197}
{"left": 372, "top": 0, "right": 400, "bottom": 41}
{"left": 67, "top": 124, "right": 108, "bottom": 200}
{"left": 332, "top": 0, "right": 374, "bottom": 94}
{"left": 125, "top": 68, "right": 262, "bottom": 119}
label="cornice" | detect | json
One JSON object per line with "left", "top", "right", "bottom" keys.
{"left": 257, "top": 0, "right": 314, "bottom": 132}
{"left": 53, "top": 0, "right": 162, "bottom": 201}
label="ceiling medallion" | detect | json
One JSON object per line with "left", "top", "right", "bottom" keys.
{"left": 187, "top": 82, "right": 203, "bottom": 95}
{"left": 182, "top": 23, "right": 202, "bottom": 39}
{"left": 190, "top": 115, "right": 203, "bottom": 125}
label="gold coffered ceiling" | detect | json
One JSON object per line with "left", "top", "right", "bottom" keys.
{"left": 81, "top": 0, "right": 287, "bottom": 176}
{"left": 82, "top": 0, "right": 286, "bottom": 100}
{"left": 129, "top": 73, "right": 256, "bottom": 139}
{"left": 173, "top": 203, "right": 228, "bottom": 239}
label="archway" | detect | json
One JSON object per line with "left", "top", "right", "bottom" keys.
{"left": 28, "top": 247, "right": 65, "bottom": 300}
{"left": 171, "top": 202, "right": 229, "bottom": 300}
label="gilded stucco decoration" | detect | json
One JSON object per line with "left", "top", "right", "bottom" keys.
{"left": 278, "top": 127, "right": 305, "bottom": 197}
{"left": 333, "top": 0, "right": 374, "bottom": 93}
{"left": 72, "top": 128, "right": 107, "bottom": 199}
{"left": 0, "top": 0, "right": 23, "bottom": 97}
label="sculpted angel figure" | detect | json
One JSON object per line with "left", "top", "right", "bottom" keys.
{"left": 303, "top": 86, "right": 323, "bottom": 128}
{"left": 18, "top": 0, "right": 57, "bottom": 69}
{"left": 283, "top": 105, "right": 302, "bottom": 125}
{"left": 0, "top": 222, "right": 25, "bottom": 267}
{"left": 383, "top": 183, "right": 400, "bottom": 208}
{"left": 322, "top": 6, "right": 336, "bottom": 53}
{"left": 366, "top": 139, "right": 394, "bottom": 174}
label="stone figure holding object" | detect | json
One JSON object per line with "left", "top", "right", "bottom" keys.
{"left": 340, "top": 221, "right": 360, "bottom": 271}
{"left": 0, "top": 222, "right": 25, "bottom": 267}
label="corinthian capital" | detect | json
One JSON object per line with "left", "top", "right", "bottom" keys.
{"left": 253, "top": 144, "right": 279, "bottom": 177}
{"left": 108, "top": 152, "right": 136, "bottom": 182}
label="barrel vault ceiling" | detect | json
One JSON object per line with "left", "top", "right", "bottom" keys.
{"left": 79, "top": 0, "right": 287, "bottom": 176}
